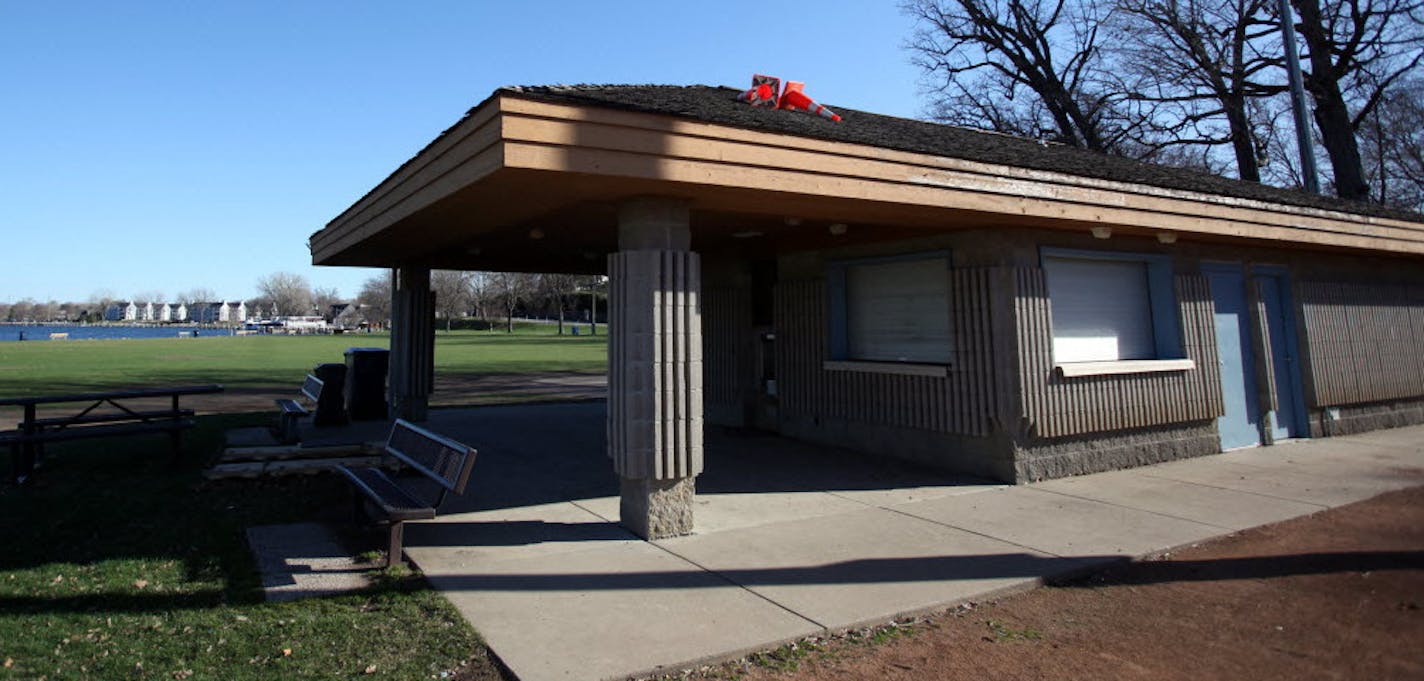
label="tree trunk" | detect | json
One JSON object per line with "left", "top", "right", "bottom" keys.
{"left": 557, "top": 304, "right": 565, "bottom": 335}
{"left": 1310, "top": 86, "right": 1369, "bottom": 199}
{"left": 1224, "top": 94, "right": 1262, "bottom": 182}
{"left": 1293, "top": 0, "right": 1370, "bottom": 200}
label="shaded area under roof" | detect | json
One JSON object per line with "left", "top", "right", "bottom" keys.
{"left": 502, "top": 84, "right": 1421, "bottom": 224}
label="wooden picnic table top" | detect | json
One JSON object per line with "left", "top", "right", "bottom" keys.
{"left": 0, "top": 384, "right": 224, "bottom": 408}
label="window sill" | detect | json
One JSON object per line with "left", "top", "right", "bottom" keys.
{"left": 1056, "top": 359, "right": 1196, "bottom": 377}
{"left": 823, "top": 360, "right": 949, "bottom": 377}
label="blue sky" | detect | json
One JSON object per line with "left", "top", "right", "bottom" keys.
{"left": 0, "top": 1, "right": 926, "bottom": 304}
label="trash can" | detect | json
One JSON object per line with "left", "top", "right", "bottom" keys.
{"left": 344, "top": 347, "right": 390, "bottom": 421}
{"left": 311, "top": 362, "right": 349, "bottom": 426}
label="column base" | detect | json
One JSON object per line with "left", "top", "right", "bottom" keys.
{"left": 620, "top": 476, "right": 695, "bottom": 539}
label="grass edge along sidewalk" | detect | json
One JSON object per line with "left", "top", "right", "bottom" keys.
{"left": 0, "top": 413, "right": 502, "bottom": 681}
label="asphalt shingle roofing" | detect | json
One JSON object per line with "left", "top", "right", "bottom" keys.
{"left": 501, "top": 84, "right": 1421, "bottom": 223}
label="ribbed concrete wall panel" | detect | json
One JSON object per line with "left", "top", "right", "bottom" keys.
{"left": 1015, "top": 269, "right": 1222, "bottom": 438}
{"left": 608, "top": 250, "right": 703, "bottom": 481}
{"left": 702, "top": 286, "right": 748, "bottom": 409}
{"left": 1299, "top": 281, "right": 1424, "bottom": 406}
{"left": 774, "top": 276, "right": 997, "bottom": 436}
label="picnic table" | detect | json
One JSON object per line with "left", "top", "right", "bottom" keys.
{"left": 1, "top": 384, "right": 224, "bottom": 483}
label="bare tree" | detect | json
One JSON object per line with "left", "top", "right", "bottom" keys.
{"left": 177, "top": 288, "right": 218, "bottom": 305}
{"left": 431, "top": 270, "right": 473, "bottom": 331}
{"left": 465, "top": 271, "right": 491, "bottom": 321}
{"left": 1109, "top": 0, "right": 1286, "bottom": 181}
{"left": 537, "top": 274, "right": 582, "bottom": 335}
{"left": 904, "top": 0, "right": 1125, "bottom": 151}
{"left": 256, "top": 272, "right": 314, "bottom": 318}
{"left": 312, "top": 286, "right": 343, "bottom": 322}
{"left": 487, "top": 272, "right": 538, "bottom": 333}
{"left": 1290, "top": 0, "right": 1424, "bottom": 200}
{"left": 8, "top": 299, "right": 34, "bottom": 322}
{"left": 357, "top": 273, "right": 393, "bottom": 328}
{"left": 1361, "top": 78, "right": 1424, "bottom": 208}
{"left": 34, "top": 300, "right": 58, "bottom": 322}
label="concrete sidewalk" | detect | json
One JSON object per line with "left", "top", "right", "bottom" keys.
{"left": 404, "top": 418, "right": 1424, "bottom": 681}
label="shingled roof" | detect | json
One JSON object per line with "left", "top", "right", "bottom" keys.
{"left": 500, "top": 84, "right": 1421, "bottom": 223}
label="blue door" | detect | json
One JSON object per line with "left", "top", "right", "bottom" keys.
{"left": 1205, "top": 265, "right": 1262, "bottom": 449}
{"left": 1256, "top": 273, "right": 1307, "bottom": 440}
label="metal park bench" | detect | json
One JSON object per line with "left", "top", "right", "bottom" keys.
{"left": 1, "top": 385, "right": 224, "bottom": 483}
{"left": 337, "top": 419, "right": 477, "bottom": 567}
{"left": 273, "top": 374, "right": 324, "bottom": 444}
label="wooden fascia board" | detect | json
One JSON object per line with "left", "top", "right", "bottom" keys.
{"left": 498, "top": 97, "right": 1424, "bottom": 255}
{"left": 311, "top": 102, "right": 505, "bottom": 264}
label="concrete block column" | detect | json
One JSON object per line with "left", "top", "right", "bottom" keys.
{"left": 608, "top": 198, "right": 703, "bottom": 539}
{"left": 389, "top": 266, "right": 435, "bottom": 422}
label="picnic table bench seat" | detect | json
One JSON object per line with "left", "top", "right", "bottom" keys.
{"left": 337, "top": 419, "right": 477, "bottom": 567}
{"left": 2, "top": 385, "right": 223, "bottom": 483}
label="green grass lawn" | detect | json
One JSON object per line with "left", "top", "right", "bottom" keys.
{"left": 0, "top": 326, "right": 606, "bottom": 398}
{"left": 0, "top": 327, "right": 608, "bottom": 680}
{"left": 0, "top": 414, "right": 500, "bottom": 680}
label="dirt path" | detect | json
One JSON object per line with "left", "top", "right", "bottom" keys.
{"left": 701, "top": 486, "right": 1424, "bottom": 681}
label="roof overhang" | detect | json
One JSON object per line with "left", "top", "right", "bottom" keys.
{"left": 310, "top": 91, "right": 1424, "bottom": 272}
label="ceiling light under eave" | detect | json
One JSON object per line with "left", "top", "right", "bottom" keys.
{"left": 828, "top": 223, "right": 849, "bottom": 235}
{"left": 528, "top": 228, "right": 546, "bottom": 240}
{"left": 732, "top": 230, "right": 764, "bottom": 239}
{"left": 1090, "top": 226, "right": 1112, "bottom": 239}
{"left": 1157, "top": 232, "right": 1178, "bottom": 244}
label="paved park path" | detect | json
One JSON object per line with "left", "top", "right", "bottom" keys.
{"left": 401, "top": 414, "right": 1423, "bottom": 681}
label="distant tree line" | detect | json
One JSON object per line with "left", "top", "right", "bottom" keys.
{"left": 356, "top": 270, "right": 606, "bottom": 333}
{"left": 903, "top": 0, "right": 1424, "bottom": 207}
{"left": 3, "top": 270, "right": 604, "bottom": 329}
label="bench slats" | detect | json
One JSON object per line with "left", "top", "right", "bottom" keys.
{"left": 338, "top": 466, "right": 437, "bottom": 521}
{"left": 272, "top": 374, "right": 322, "bottom": 444}
{"left": 274, "top": 399, "right": 309, "bottom": 415}
{"left": 336, "top": 419, "right": 477, "bottom": 568}
{"left": 300, "top": 375, "right": 324, "bottom": 402}
{"left": 384, "top": 419, "right": 477, "bottom": 495}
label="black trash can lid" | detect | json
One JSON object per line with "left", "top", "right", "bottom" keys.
{"left": 344, "top": 347, "right": 389, "bottom": 354}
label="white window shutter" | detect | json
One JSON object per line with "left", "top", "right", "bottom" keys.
{"left": 1044, "top": 256, "right": 1155, "bottom": 362}
{"left": 846, "top": 258, "right": 951, "bottom": 363}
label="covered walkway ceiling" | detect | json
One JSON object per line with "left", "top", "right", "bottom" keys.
{"left": 310, "top": 85, "right": 1424, "bottom": 274}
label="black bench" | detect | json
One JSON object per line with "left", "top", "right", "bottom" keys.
{"left": 273, "top": 374, "right": 324, "bottom": 444}
{"left": 337, "top": 419, "right": 477, "bottom": 567}
{"left": 2, "top": 385, "right": 224, "bottom": 483}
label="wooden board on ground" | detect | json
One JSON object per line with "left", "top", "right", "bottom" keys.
{"left": 219, "top": 442, "right": 378, "bottom": 463}
{"left": 205, "top": 455, "right": 389, "bottom": 479}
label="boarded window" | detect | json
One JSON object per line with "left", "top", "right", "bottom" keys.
{"left": 1044, "top": 256, "right": 1155, "bottom": 362}
{"left": 842, "top": 256, "right": 952, "bottom": 363}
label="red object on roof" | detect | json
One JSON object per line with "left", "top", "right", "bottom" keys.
{"left": 736, "top": 74, "right": 781, "bottom": 108}
{"left": 736, "top": 75, "right": 841, "bottom": 122}
{"left": 777, "top": 81, "right": 841, "bottom": 122}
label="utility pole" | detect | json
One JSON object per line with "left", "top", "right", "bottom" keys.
{"left": 1279, "top": 0, "right": 1320, "bottom": 194}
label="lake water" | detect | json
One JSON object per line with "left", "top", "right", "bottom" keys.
{"left": 0, "top": 324, "right": 230, "bottom": 342}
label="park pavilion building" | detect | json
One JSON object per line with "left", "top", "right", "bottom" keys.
{"left": 310, "top": 84, "right": 1424, "bottom": 539}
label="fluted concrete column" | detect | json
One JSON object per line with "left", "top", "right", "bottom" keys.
{"left": 608, "top": 198, "right": 703, "bottom": 539}
{"left": 389, "top": 266, "right": 435, "bottom": 422}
